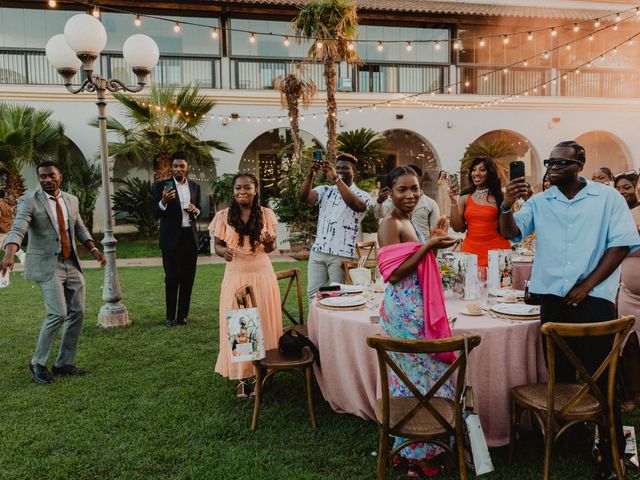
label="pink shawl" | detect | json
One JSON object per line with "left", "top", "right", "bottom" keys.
{"left": 378, "top": 242, "right": 455, "bottom": 364}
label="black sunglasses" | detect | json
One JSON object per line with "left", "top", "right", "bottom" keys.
{"left": 543, "top": 158, "right": 583, "bottom": 169}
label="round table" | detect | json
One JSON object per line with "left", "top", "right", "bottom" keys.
{"left": 308, "top": 295, "right": 547, "bottom": 447}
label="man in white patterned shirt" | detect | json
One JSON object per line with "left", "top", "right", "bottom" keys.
{"left": 300, "top": 153, "right": 372, "bottom": 301}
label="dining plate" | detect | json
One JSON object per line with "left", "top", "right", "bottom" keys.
{"left": 493, "top": 289, "right": 525, "bottom": 298}
{"left": 491, "top": 303, "right": 540, "bottom": 317}
{"left": 460, "top": 308, "right": 484, "bottom": 316}
{"left": 318, "top": 295, "right": 366, "bottom": 308}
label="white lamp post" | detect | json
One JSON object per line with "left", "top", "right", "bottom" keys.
{"left": 46, "top": 14, "right": 160, "bottom": 327}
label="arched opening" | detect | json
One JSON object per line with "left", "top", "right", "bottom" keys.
{"left": 238, "top": 128, "right": 323, "bottom": 206}
{"left": 464, "top": 130, "right": 540, "bottom": 190}
{"left": 574, "top": 131, "right": 631, "bottom": 180}
{"left": 378, "top": 129, "right": 440, "bottom": 198}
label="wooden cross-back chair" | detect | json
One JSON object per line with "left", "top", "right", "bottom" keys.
{"left": 342, "top": 241, "right": 379, "bottom": 284}
{"left": 367, "top": 334, "right": 482, "bottom": 480}
{"left": 234, "top": 283, "right": 316, "bottom": 432}
{"left": 508, "top": 315, "right": 635, "bottom": 480}
{"left": 275, "top": 268, "right": 306, "bottom": 336}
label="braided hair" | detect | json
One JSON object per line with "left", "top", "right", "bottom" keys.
{"left": 227, "top": 173, "right": 263, "bottom": 253}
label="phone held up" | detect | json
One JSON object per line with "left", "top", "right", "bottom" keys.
{"left": 447, "top": 172, "right": 459, "bottom": 193}
{"left": 509, "top": 160, "right": 525, "bottom": 181}
{"left": 313, "top": 149, "right": 324, "bottom": 164}
{"left": 164, "top": 179, "right": 175, "bottom": 191}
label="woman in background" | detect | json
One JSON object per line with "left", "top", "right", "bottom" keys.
{"left": 436, "top": 170, "right": 450, "bottom": 217}
{"left": 210, "top": 173, "right": 282, "bottom": 398}
{"left": 614, "top": 172, "right": 640, "bottom": 410}
{"left": 592, "top": 167, "right": 614, "bottom": 185}
{"left": 377, "top": 165, "right": 459, "bottom": 477}
{"left": 449, "top": 156, "right": 510, "bottom": 267}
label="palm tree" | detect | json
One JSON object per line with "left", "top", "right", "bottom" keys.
{"left": 274, "top": 65, "right": 317, "bottom": 170}
{"left": 0, "top": 103, "right": 65, "bottom": 203}
{"left": 337, "top": 128, "right": 385, "bottom": 174}
{"left": 462, "top": 138, "right": 517, "bottom": 184}
{"left": 95, "top": 84, "right": 232, "bottom": 181}
{"left": 293, "top": 0, "right": 359, "bottom": 164}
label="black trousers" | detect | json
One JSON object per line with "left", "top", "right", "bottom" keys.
{"left": 162, "top": 228, "right": 198, "bottom": 321}
{"left": 539, "top": 294, "right": 624, "bottom": 463}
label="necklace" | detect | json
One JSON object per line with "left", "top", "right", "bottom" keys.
{"left": 474, "top": 188, "right": 489, "bottom": 199}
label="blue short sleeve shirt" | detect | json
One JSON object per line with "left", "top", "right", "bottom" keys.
{"left": 513, "top": 178, "right": 640, "bottom": 302}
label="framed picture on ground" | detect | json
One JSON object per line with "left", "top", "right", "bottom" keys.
{"left": 226, "top": 308, "right": 265, "bottom": 363}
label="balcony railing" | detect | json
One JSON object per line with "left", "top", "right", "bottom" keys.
{"left": 559, "top": 69, "right": 640, "bottom": 98}
{"left": 460, "top": 66, "right": 550, "bottom": 96}
{"left": 3, "top": 49, "right": 640, "bottom": 98}
{"left": 231, "top": 58, "right": 327, "bottom": 90}
{"left": 230, "top": 58, "right": 447, "bottom": 93}
{"left": 0, "top": 48, "right": 67, "bottom": 85}
{"left": 101, "top": 53, "right": 220, "bottom": 89}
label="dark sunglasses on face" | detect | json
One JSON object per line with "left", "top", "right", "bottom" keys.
{"left": 543, "top": 158, "right": 583, "bottom": 169}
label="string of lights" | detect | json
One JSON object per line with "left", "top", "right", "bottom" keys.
{"left": 46, "top": 0, "right": 640, "bottom": 49}
{"left": 213, "top": 12, "right": 640, "bottom": 123}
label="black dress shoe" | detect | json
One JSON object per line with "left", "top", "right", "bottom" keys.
{"left": 29, "top": 363, "right": 53, "bottom": 385}
{"left": 175, "top": 318, "right": 188, "bottom": 326}
{"left": 165, "top": 319, "right": 175, "bottom": 327}
{"left": 52, "top": 364, "right": 87, "bottom": 376}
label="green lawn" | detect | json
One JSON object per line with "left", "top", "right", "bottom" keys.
{"left": 1, "top": 262, "right": 639, "bottom": 480}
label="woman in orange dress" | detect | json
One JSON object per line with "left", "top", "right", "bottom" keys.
{"left": 210, "top": 173, "right": 282, "bottom": 397}
{"left": 449, "top": 156, "right": 510, "bottom": 267}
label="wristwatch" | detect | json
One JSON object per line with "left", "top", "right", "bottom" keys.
{"left": 334, "top": 176, "right": 343, "bottom": 184}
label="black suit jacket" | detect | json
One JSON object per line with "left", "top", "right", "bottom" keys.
{"left": 153, "top": 179, "right": 201, "bottom": 251}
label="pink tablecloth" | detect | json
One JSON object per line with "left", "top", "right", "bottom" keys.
{"left": 308, "top": 296, "right": 547, "bottom": 447}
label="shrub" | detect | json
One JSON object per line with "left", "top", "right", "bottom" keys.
{"left": 112, "top": 178, "right": 158, "bottom": 239}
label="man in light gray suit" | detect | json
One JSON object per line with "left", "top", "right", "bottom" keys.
{"left": 0, "top": 161, "right": 105, "bottom": 385}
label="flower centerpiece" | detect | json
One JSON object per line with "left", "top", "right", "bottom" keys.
{"left": 438, "top": 258, "right": 456, "bottom": 293}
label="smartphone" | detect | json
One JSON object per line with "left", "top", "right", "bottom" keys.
{"left": 312, "top": 149, "right": 324, "bottom": 163}
{"left": 378, "top": 175, "right": 390, "bottom": 189}
{"left": 447, "top": 172, "right": 459, "bottom": 192}
{"left": 163, "top": 180, "right": 174, "bottom": 190}
{"left": 510, "top": 161, "right": 525, "bottom": 181}
{"left": 318, "top": 285, "right": 340, "bottom": 292}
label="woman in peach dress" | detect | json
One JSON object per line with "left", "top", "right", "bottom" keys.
{"left": 210, "top": 173, "right": 282, "bottom": 397}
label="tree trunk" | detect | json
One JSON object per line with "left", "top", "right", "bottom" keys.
{"left": 324, "top": 58, "right": 338, "bottom": 164}
{"left": 154, "top": 153, "right": 172, "bottom": 182}
{"left": 288, "top": 99, "right": 302, "bottom": 172}
{"left": 4, "top": 171, "right": 26, "bottom": 205}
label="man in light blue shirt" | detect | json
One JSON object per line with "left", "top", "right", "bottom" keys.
{"left": 500, "top": 140, "right": 640, "bottom": 478}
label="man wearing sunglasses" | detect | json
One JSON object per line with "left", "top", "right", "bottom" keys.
{"left": 500, "top": 140, "right": 640, "bottom": 478}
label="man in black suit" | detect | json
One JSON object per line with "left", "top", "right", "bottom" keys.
{"left": 154, "top": 152, "right": 201, "bottom": 327}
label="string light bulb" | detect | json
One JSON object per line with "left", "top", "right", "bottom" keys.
{"left": 543, "top": 51, "right": 550, "bottom": 59}
{"left": 134, "top": 14, "right": 142, "bottom": 27}
{"left": 377, "top": 41, "right": 384, "bottom": 52}
{"left": 316, "top": 40, "right": 323, "bottom": 49}
{"left": 347, "top": 42, "right": 354, "bottom": 51}
{"left": 92, "top": 5, "right": 100, "bottom": 18}
{"left": 566, "top": 44, "right": 571, "bottom": 50}
{"left": 523, "top": 60, "right": 529, "bottom": 67}
{"left": 479, "top": 38, "right": 485, "bottom": 47}
{"left": 628, "top": 39, "right": 634, "bottom": 46}
{"left": 283, "top": 36, "right": 290, "bottom": 46}
{"left": 527, "top": 32, "right": 534, "bottom": 41}
{"left": 616, "top": 13, "right": 622, "bottom": 22}
{"left": 636, "top": 7, "right": 640, "bottom": 16}
{"left": 48, "top": 0, "right": 56, "bottom": 6}
{"left": 573, "top": 23, "right": 580, "bottom": 32}
{"left": 405, "top": 41, "right": 413, "bottom": 51}
{"left": 613, "top": 24, "right": 619, "bottom": 31}
{"left": 211, "top": 27, "right": 219, "bottom": 39}
{"left": 434, "top": 41, "right": 441, "bottom": 51}
{"left": 249, "top": 32, "right": 256, "bottom": 43}
{"left": 589, "top": 34, "right": 595, "bottom": 41}
{"left": 173, "top": 21, "right": 181, "bottom": 33}
{"left": 453, "top": 40, "right": 461, "bottom": 50}
{"left": 503, "top": 35, "right": 509, "bottom": 45}
{"left": 594, "top": 19, "right": 601, "bottom": 28}
{"left": 550, "top": 27, "right": 557, "bottom": 37}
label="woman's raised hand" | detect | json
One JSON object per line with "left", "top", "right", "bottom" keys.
{"left": 260, "top": 232, "right": 277, "bottom": 247}
{"left": 430, "top": 215, "right": 450, "bottom": 238}
{"left": 428, "top": 235, "right": 460, "bottom": 250}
